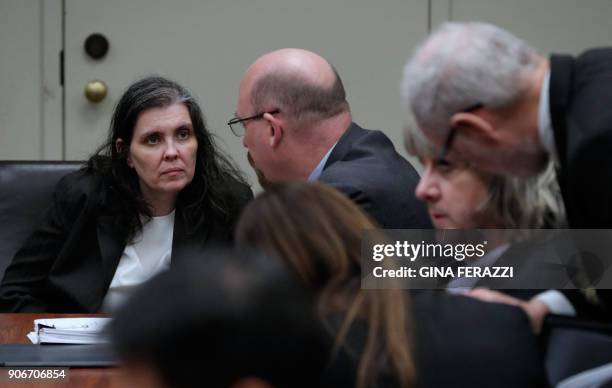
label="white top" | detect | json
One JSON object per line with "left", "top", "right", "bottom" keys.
{"left": 99, "top": 211, "right": 175, "bottom": 313}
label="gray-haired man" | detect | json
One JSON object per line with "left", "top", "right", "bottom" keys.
{"left": 402, "top": 21, "right": 612, "bottom": 230}
{"left": 401, "top": 22, "right": 612, "bottom": 323}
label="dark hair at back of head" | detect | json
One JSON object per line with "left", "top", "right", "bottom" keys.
{"left": 87, "top": 75, "right": 247, "bottom": 242}
{"left": 110, "top": 248, "right": 328, "bottom": 388}
{"left": 251, "top": 65, "right": 349, "bottom": 126}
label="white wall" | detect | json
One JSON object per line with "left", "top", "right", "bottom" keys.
{"left": 2, "top": 0, "right": 612, "bottom": 167}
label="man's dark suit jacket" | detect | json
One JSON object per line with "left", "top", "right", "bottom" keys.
{"left": 0, "top": 170, "right": 252, "bottom": 313}
{"left": 550, "top": 48, "right": 612, "bottom": 319}
{"left": 550, "top": 48, "right": 612, "bottom": 228}
{"left": 319, "top": 123, "right": 431, "bottom": 229}
{"left": 323, "top": 291, "right": 547, "bottom": 388}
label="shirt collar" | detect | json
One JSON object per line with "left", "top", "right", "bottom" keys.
{"left": 446, "top": 243, "right": 510, "bottom": 289}
{"left": 308, "top": 142, "right": 338, "bottom": 181}
{"left": 538, "top": 69, "right": 558, "bottom": 160}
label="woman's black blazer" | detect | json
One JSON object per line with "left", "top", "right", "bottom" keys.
{"left": 0, "top": 170, "right": 252, "bottom": 312}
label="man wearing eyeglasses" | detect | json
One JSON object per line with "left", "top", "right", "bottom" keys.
{"left": 402, "top": 21, "right": 612, "bottom": 231}
{"left": 229, "top": 48, "right": 430, "bottom": 229}
{"left": 401, "top": 22, "right": 612, "bottom": 322}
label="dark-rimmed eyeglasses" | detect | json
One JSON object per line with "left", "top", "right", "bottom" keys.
{"left": 436, "top": 103, "right": 483, "bottom": 163}
{"left": 227, "top": 109, "right": 280, "bottom": 137}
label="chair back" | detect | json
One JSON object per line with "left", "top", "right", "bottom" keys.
{"left": 0, "top": 161, "right": 82, "bottom": 279}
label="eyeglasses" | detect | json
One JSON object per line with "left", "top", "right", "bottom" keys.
{"left": 227, "top": 109, "right": 280, "bottom": 137}
{"left": 436, "top": 103, "right": 483, "bottom": 163}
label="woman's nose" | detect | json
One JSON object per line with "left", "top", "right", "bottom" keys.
{"left": 415, "top": 170, "right": 440, "bottom": 202}
{"left": 163, "top": 141, "right": 179, "bottom": 160}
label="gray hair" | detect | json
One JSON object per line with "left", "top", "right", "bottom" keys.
{"left": 251, "top": 66, "right": 349, "bottom": 128}
{"left": 401, "top": 22, "right": 541, "bottom": 135}
{"left": 405, "top": 126, "right": 566, "bottom": 229}
{"left": 488, "top": 164, "right": 566, "bottom": 229}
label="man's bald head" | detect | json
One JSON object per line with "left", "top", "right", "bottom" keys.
{"left": 241, "top": 49, "right": 349, "bottom": 127}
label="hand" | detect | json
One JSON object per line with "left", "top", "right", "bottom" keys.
{"left": 465, "top": 288, "right": 550, "bottom": 334}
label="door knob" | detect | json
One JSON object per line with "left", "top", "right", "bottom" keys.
{"left": 84, "top": 80, "right": 108, "bottom": 103}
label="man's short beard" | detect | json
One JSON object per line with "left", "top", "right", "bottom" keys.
{"left": 248, "top": 152, "right": 272, "bottom": 190}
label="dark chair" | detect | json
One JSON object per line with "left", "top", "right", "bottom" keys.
{"left": 0, "top": 161, "right": 82, "bottom": 280}
{"left": 543, "top": 318, "right": 612, "bottom": 386}
{"left": 557, "top": 362, "right": 612, "bottom": 388}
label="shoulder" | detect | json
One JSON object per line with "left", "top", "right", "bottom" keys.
{"left": 337, "top": 124, "right": 397, "bottom": 154}
{"left": 54, "top": 169, "right": 104, "bottom": 200}
{"left": 329, "top": 123, "right": 419, "bottom": 174}
{"left": 551, "top": 47, "right": 612, "bottom": 70}
{"left": 217, "top": 174, "right": 253, "bottom": 206}
{"left": 576, "top": 47, "right": 612, "bottom": 63}
{"left": 562, "top": 47, "right": 612, "bottom": 146}
{"left": 321, "top": 127, "right": 420, "bottom": 193}
{"left": 206, "top": 173, "right": 253, "bottom": 225}
{"left": 570, "top": 48, "right": 612, "bottom": 91}
{"left": 36, "top": 169, "right": 107, "bottom": 230}
{"left": 320, "top": 125, "right": 422, "bottom": 199}
{"left": 52, "top": 169, "right": 106, "bottom": 213}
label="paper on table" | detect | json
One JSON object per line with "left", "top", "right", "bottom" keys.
{"left": 27, "top": 317, "right": 112, "bottom": 345}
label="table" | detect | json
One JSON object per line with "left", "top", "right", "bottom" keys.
{"left": 0, "top": 314, "right": 123, "bottom": 388}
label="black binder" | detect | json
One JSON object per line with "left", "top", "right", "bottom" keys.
{"left": 0, "top": 344, "right": 117, "bottom": 367}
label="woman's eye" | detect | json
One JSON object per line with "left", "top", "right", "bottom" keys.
{"left": 146, "top": 134, "right": 160, "bottom": 145}
{"left": 177, "top": 129, "right": 190, "bottom": 140}
{"left": 433, "top": 158, "right": 455, "bottom": 173}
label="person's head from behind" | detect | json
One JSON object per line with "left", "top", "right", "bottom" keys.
{"left": 236, "top": 182, "right": 367, "bottom": 288}
{"left": 401, "top": 22, "right": 549, "bottom": 176}
{"left": 110, "top": 248, "right": 326, "bottom": 388}
{"left": 231, "top": 49, "right": 350, "bottom": 183}
{"left": 235, "top": 182, "right": 414, "bottom": 388}
{"left": 404, "top": 122, "right": 565, "bottom": 230}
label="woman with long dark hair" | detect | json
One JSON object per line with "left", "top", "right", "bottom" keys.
{"left": 0, "top": 76, "right": 252, "bottom": 312}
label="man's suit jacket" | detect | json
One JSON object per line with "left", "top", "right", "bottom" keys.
{"left": 550, "top": 48, "right": 612, "bottom": 228}
{"left": 470, "top": 240, "right": 600, "bottom": 321}
{"left": 323, "top": 291, "right": 547, "bottom": 388}
{"left": 0, "top": 170, "right": 252, "bottom": 313}
{"left": 319, "top": 123, "right": 431, "bottom": 229}
{"left": 550, "top": 48, "right": 612, "bottom": 319}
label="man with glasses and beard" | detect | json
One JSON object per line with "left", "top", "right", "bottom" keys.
{"left": 229, "top": 48, "right": 430, "bottom": 229}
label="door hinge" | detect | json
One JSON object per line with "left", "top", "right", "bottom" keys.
{"left": 59, "top": 50, "right": 64, "bottom": 86}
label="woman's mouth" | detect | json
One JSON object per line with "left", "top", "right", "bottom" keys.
{"left": 161, "top": 168, "right": 184, "bottom": 176}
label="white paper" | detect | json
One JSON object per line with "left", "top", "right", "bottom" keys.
{"left": 27, "top": 317, "right": 111, "bottom": 344}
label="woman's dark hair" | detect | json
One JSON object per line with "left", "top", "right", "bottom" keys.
{"left": 111, "top": 248, "right": 328, "bottom": 388}
{"left": 87, "top": 76, "right": 247, "bottom": 241}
